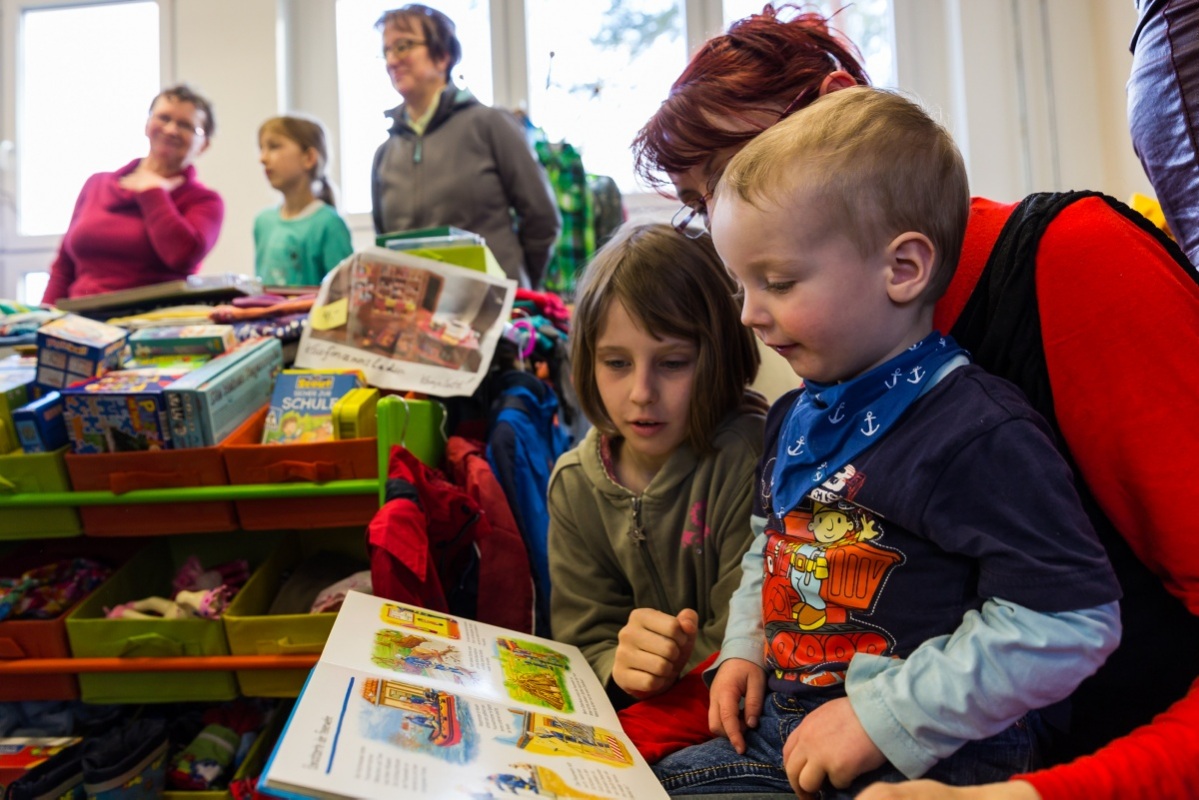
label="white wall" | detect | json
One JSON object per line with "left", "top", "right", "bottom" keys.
{"left": 894, "top": 0, "right": 1149, "bottom": 203}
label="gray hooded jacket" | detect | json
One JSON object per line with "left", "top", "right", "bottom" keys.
{"left": 371, "top": 85, "right": 561, "bottom": 287}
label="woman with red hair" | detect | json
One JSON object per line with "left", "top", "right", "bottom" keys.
{"left": 632, "top": 6, "right": 1199, "bottom": 800}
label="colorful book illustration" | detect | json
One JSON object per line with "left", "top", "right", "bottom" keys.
{"left": 258, "top": 591, "right": 667, "bottom": 800}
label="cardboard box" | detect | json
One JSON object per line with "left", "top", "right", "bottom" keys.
{"left": 34, "top": 315, "right": 127, "bottom": 392}
{"left": 12, "top": 390, "right": 68, "bottom": 453}
{"left": 61, "top": 369, "right": 183, "bottom": 454}
{"left": 261, "top": 370, "right": 364, "bottom": 445}
{"left": 165, "top": 338, "right": 283, "bottom": 449}
{"left": 127, "top": 325, "right": 237, "bottom": 358}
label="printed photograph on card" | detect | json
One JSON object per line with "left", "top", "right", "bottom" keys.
{"left": 296, "top": 248, "right": 516, "bottom": 397}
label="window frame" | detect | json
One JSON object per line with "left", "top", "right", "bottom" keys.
{"left": 0, "top": 0, "right": 175, "bottom": 302}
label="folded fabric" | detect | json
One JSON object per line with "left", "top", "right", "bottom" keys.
{"left": 616, "top": 651, "right": 719, "bottom": 764}
{"left": 310, "top": 570, "right": 373, "bottom": 614}
{"left": 266, "top": 552, "right": 369, "bottom": 616}
{"left": 82, "top": 717, "right": 168, "bottom": 800}
{"left": 0, "top": 559, "right": 111, "bottom": 622}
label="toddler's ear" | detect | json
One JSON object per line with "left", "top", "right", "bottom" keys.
{"left": 885, "top": 232, "right": 935, "bottom": 304}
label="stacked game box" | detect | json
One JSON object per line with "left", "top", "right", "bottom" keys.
{"left": 262, "top": 370, "right": 366, "bottom": 444}
{"left": 34, "top": 315, "right": 127, "bottom": 392}
{"left": 12, "top": 391, "right": 68, "bottom": 453}
{"left": 127, "top": 325, "right": 237, "bottom": 359}
{"left": 163, "top": 338, "right": 284, "bottom": 448}
{"left": 0, "top": 368, "right": 35, "bottom": 453}
{"left": 61, "top": 369, "right": 186, "bottom": 454}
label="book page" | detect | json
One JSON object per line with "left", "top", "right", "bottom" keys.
{"left": 261, "top": 591, "right": 668, "bottom": 800}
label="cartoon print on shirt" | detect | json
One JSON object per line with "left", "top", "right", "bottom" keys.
{"left": 762, "top": 464, "right": 904, "bottom": 687}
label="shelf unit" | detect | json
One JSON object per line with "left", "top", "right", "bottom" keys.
{"left": 0, "top": 395, "right": 444, "bottom": 683}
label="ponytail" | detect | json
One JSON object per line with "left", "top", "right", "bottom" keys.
{"left": 316, "top": 175, "right": 336, "bottom": 208}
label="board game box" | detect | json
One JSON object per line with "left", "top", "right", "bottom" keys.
{"left": 34, "top": 315, "right": 127, "bottom": 392}
{"left": 127, "top": 324, "right": 237, "bottom": 358}
{"left": 61, "top": 369, "right": 185, "bottom": 453}
{"left": 261, "top": 370, "right": 366, "bottom": 445}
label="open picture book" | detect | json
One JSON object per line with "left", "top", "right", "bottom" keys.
{"left": 258, "top": 590, "right": 669, "bottom": 800}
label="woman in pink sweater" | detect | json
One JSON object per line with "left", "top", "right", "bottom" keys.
{"left": 42, "top": 84, "right": 224, "bottom": 305}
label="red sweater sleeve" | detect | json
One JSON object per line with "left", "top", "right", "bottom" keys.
{"left": 41, "top": 174, "right": 97, "bottom": 305}
{"left": 134, "top": 181, "right": 224, "bottom": 274}
{"left": 943, "top": 197, "right": 1199, "bottom": 800}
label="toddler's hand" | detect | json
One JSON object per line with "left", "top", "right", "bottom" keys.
{"left": 611, "top": 607, "right": 698, "bottom": 700}
{"left": 707, "top": 657, "right": 765, "bottom": 754}
{"left": 782, "top": 696, "right": 886, "bottom": 794}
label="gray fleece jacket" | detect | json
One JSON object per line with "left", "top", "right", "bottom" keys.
{"left": 371, "top": 85, "right": 561, "bottom": 287}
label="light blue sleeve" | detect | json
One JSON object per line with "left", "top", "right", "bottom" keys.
{"left": 846, "top": 597, "right": 1121, "bottom": 778}
{"left": 705, "top": 514, "right": 769, "bottom": 684}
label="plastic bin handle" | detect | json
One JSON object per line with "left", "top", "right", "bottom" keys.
{"left": 0, "top": 637, "right": 27, "bottom": 658}
{"left": 118, "top": 633, "right": 186, "bottom": 658}
{"left": 266, "top": 461, "right": 339, "bottom": 484}
{"left": 256, "top": 637, "right": 326, "bottom": 655}
{"left": 109, "top": 471, "right": 202, "bottom": 495}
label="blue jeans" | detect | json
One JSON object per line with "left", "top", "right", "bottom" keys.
{"left": 652, "top": 691, "right": 1044, "bottom": 798}
{"left": 1128, "top": 0, "right": 1199, "bottom": 270}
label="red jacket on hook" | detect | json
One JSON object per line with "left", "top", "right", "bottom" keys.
{"left": 367, "top": 444, "right": 534, "bottom": 633}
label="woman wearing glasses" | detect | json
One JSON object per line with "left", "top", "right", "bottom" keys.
{"left": 371, "top": 4, "right": 559, "bottom": 288}
{"left": 631, "top": 6, "right": 1199, "bottom": 800}
{"left": 42, "top": 84, "right": 224, "bottom": 305}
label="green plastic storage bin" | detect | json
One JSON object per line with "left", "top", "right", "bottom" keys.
{"left": 65, "top": 532, "right": 280, "bottom": 703}
{"left": 223, "top": 529, "right": 368, "bottom": 697}
{"left": 0, "top": 447, "right": 81, "bottom": 538}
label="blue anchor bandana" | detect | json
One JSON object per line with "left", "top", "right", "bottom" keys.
{"left": 771, "top": 332, "right": 969, "bottom": 517}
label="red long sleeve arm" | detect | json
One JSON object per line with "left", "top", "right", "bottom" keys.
{"left": 941, "top": 197, "right": 1199, "bottom": 800}
{"left": 135, "top": 183, "right": 224, "bottom": 274}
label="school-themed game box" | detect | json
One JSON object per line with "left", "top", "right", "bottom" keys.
{"left": 34, "top": 315, "right": 127, "bottom": 392}
{"left": 12, "top": 390, "right": 68, "bottom": 453}
{"left": 164, "top": 337, "right": 284, "bottom": 449}
{"left": 127, "top": 324, "right": 237, "bottom": 358}
{"left": 261, "top": 370, "right": 366, "bottom": 445}
{"left": 61, "top": 369, "right": 186, "bottom": 454}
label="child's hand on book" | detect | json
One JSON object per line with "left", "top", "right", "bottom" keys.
{"left": 611, "top": 607, "right": 698, "bottom": 699}
{"left": 708, "top": 657, "right": 766, "bottom": 754}
{"left": 783, "top": 696, "right": 886, "bottom": 795}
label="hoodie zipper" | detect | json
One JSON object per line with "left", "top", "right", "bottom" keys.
{"left": 629, "top": 496, "right": 671, "bottom": 611}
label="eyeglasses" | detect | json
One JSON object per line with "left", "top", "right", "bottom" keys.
{"left": 672, "top": 192, "right": 711, "bottom": 239}
{"left": 151, "top": 112, "right": 204, "bottom": 137}
{"left": 381, "top": 39, "right": 427, "bottom": 60}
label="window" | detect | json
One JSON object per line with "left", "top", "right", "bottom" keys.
{"left": 524, "top": 0, "right": 688, "bottom": 195}
{"left": 15, "top": 1, "right": 161, "bottom": 235}
{"left": 335, "top": 0, "right": 494, "bottom": 214}
{"left": 722, "top": 0, "right": 895, "bottom": 87}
